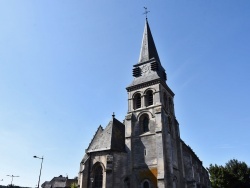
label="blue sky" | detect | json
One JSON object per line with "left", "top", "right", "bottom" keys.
{"left": 0, "top": 0, "right": 250, "bottom": 186}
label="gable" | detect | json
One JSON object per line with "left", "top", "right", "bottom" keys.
{"left": 87, "top": 118, "right": 125, "bottom": 153}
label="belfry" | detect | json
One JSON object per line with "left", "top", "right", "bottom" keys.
{"left": 78, "top": 18, "right": 211, "bottom": 188}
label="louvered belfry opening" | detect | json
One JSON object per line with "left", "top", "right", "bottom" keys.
{"left": 133, "top": 67, "right": 141, "bottom": 77}
{"left": 145, "top": 90, "right": 153, "bottom": 107}
{"left": 133, "top": 93, "right": 141, "bottom": 109}
{"left": 148, "top": 90, "right": 153, "bottom": 106}
{"left": 150, "top": 61, "right": 158, "bottom": 71}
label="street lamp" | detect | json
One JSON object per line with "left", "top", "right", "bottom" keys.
{"left": 6, "top": 175, "right": 19, "bottom": 186}
{"left": 33, "top": 155, "right": 44, "bottom": 188}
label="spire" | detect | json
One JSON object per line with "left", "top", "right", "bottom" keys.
{"left": 138, "top": 19, "right": 160, "bottom": 63}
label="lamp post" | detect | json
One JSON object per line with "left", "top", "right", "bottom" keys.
{"left": 6, "top": 175, "right": 19, "bottom": 186}
{"left": 33, "top": 155, "right": 44, "bottom": 188}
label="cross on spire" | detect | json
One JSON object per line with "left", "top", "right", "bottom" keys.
{"left": 143, "top": 7, "right": 150, "bottom": 19}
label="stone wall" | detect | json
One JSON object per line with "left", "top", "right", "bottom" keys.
{"left": 181, "top": 141, "right": 211, "bottom": 188}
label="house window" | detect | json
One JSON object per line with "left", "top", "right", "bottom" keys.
{"left": 145, "top": 90, "right": 153, "bottom": 107}
{"left": 93, "top": 166, "right": 103, "bottom": 188}
{"left": 133, "top": 93, "right": 141, "bottom": 109}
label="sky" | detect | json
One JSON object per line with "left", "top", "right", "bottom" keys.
{"left": 0, "top": 0, "right": 250, "bottom": 187}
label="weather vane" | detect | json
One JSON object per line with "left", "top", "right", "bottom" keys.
{"left": 143, "top": 7, "right": 150, "bottom": 19}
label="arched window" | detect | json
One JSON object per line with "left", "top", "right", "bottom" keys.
{"left": 141, "top": 180, "right": 150, "bottom": 188}
{"left": 145, "top": 90, "right": 153, "bottom": 107}
{"left": 143, "top": 116, "right": 149, "bottom": 132}
{"left": 143, "top": 181, "right": 149, "bottom": 188}
{"left": 93, "top": 166, "right": 103, "bottom": 188}
{"left": 133, "top": 93, "right": 141, "bottom": 109}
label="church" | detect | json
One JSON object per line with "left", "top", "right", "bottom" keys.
{"left": 78, "top": 18, "right": 211, "bottom": 188}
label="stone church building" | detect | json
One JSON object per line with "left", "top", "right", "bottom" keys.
{"left": 78, "top": 19, "right": 211, "bottom": 188}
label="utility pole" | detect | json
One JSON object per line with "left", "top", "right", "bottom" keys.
{"left": 6, "top": 175, "right": 19, "bottom": 186}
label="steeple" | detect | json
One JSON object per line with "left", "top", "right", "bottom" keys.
{"left": 138, "top": 19, "right": 160, "bottom": 64}
{"left": 127, "top": 18, "right": 167, "bottom": 91}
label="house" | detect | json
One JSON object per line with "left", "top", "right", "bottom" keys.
{"left": 41, "top": 175, "right": 77, "bottom": 188}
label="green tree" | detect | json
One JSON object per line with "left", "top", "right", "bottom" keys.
{"left": 208, "top": 159, "right": 250, "bottom": 188}
{"left": 70, "top": 182, "right": 78, "bottom": 188}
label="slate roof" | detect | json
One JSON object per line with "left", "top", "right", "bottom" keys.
{"left": 41, "top": 181, "right": 51, "bottom": 188}
{"left": 51, "top": 176, "right": 66, "bottom": 188}
{"left": 139, "top": 18, "right": 160, "bottom": 64}
{"left": 41, "top": 176, "right": 77, "bottom": 188}
{"left": 86, "top": 117, "right": 125, "bottom": 153}
{"left": 86, "top": 125, "right": 103, "bottom": 152}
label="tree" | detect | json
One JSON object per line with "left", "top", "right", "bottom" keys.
{"left": 70, "top": 182, "right": 78, "bottom": 188}
{"left": 208, "top": 159, "right": 250, "bottom": 188}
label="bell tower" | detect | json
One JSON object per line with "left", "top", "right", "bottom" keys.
{"left": 124, "top": 19, "right": 183, "bottom": 188}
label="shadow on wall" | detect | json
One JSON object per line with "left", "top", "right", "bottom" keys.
{"left": 133, "top": 139, "right": 158, "bottom": 188}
